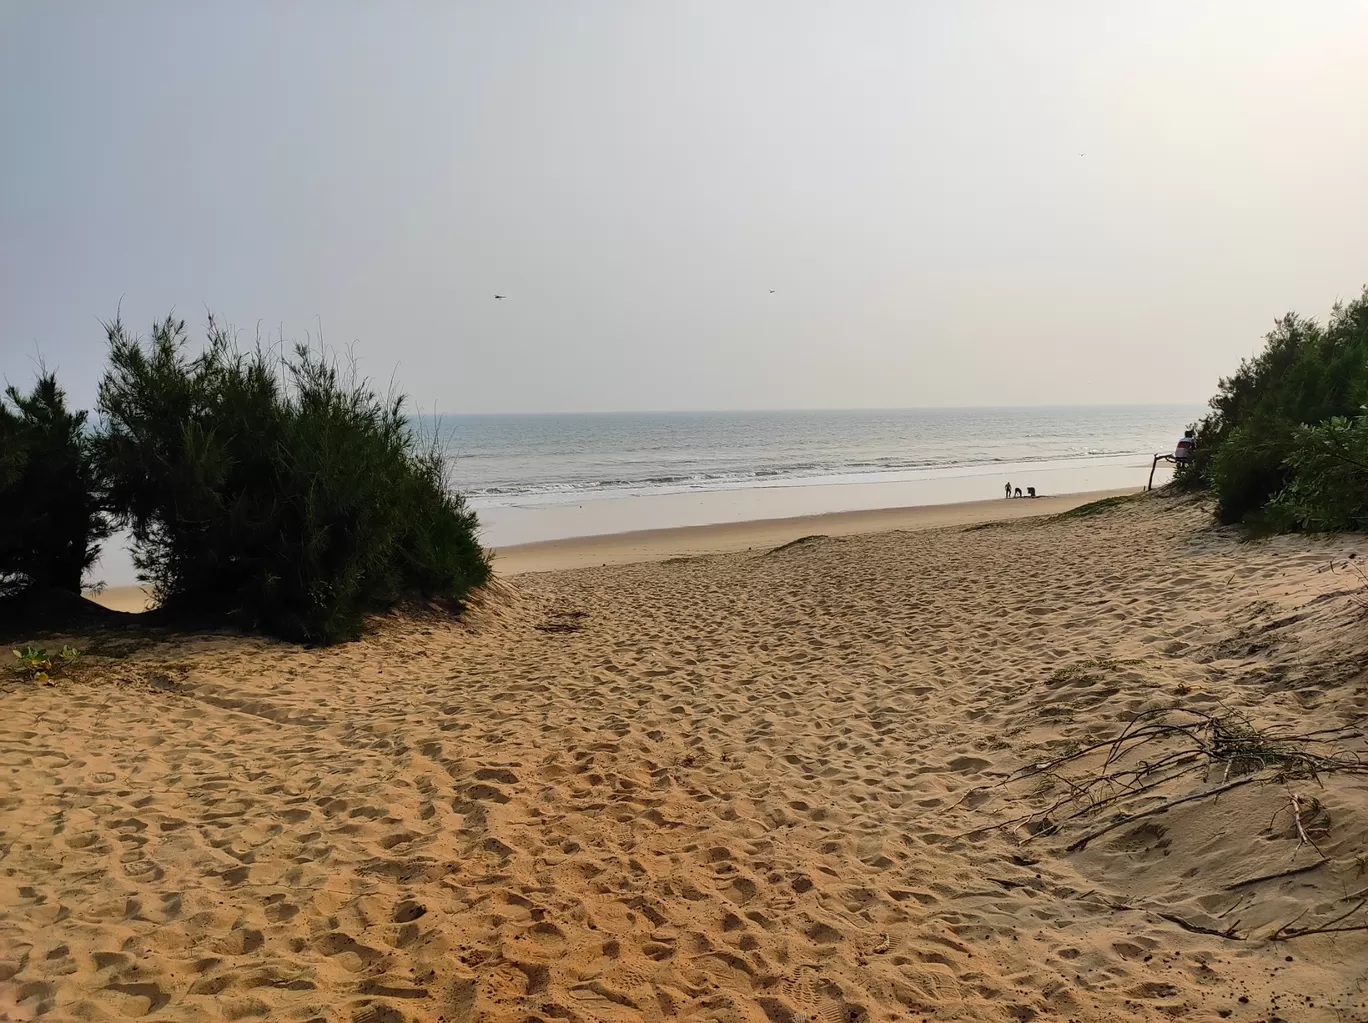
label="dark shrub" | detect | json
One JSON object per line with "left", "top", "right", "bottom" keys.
{"left": 1189, "top": 288, "right": 1368, "bottom": 526}
{"left": 1210, "top": 416, "right": 1297, "bottom": 525}
{"left": 1266, "top": 416, "right": 1368, "bottom": 532}
{"left": 97, "top": 314, "right": 490, "bottom": 643}
{"left": 0, "top": 374, "right": 110, "bottom": 596}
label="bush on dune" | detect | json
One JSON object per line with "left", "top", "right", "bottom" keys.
{"left": 98, "top": 315, "right": 490, "bottom": 643}
{"left": 1186, "top": 287, "right": 1368, "bottom": 529}
{"left": 1207, "top": 415, "right": 1298, "bottom": 526}
{"left": 1265, "top": 417, "right": 1368, "bottom": 533}
{"left": 0, "top": 374, "right": 109, "bottom": 597}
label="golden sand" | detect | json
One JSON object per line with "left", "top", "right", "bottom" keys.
{"left": 490, "top": 490, "right": 1134, "bottom": 575}
{"left": 6, "top": 493, "right": 1368, "bottom": 1022}
{"left": 85, "top": 490, "right": 1135, "bottom": 611}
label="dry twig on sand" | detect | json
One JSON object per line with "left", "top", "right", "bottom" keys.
{"left": 1064, "top": 776, "right": 1259, "bottom": 852}
{"left": 960, "top": 702, "right": 1368, "bottom": 941}
{"left": 968, "top": 706, "right": 1366, "bottom": 848}
{"left": 1222, "top": 857, "right": 1330, "bottom": 891}
{"left": 1270, "top": 898, "right": 1368, "bottom": 940}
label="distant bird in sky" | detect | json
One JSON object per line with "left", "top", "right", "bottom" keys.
{"left": 769, "top": 289, "right": 776, "bottom": 293}
{"left": 494, "top": 295, "right": 506, "bottom": 300}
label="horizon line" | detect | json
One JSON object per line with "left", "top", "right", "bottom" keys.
{"left": 417, "top": 401, "right": 1207, "bottom": 417}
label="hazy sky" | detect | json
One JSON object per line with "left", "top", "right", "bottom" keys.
{"left": 2, "top": 2, "right": 1366, "bottom": 413}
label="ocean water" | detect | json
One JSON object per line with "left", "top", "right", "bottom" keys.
{"left": 92, "top": 405, "right": 1203, "bottom": 585}
{"left": 434, "top": 405, "right": 1203, "bottom": 507}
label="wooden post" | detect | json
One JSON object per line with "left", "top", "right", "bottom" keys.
{"left": 1148, "top": 454, "right": 1175, "bottom": 491}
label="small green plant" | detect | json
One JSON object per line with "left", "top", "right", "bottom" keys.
{"left": 12, "top": 644, "right": 80, "bottom": 683}
{"left": 1045, "top": 657, "right": 1142, "bottom": 687}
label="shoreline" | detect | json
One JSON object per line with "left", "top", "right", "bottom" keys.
{"left": 88, "top": 487, "right": 1132, "bottom": 610}
{"left": 471, "top": 455, "right": 1169, "bottom": 547}
{"left": 491, "top": 487, "right": 1132, "bottom": 574}
{"left": 85, "top": 454, "right": 1173, "bottom": 593}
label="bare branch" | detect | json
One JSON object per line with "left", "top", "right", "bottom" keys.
{"left": 1066, "top": 776, "right": 1259, "bottom": 852}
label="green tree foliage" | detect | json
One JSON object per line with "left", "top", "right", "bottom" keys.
{"left": 0, "top": 374, "right": 110, "bottom": 596}
{"left": 1185, "top": 288, "right": 1368, "bottom": 526}
{"left": 98, "top": 315, "right": 490, "bottom": 643}
{"left": 1265, "top": 417, "right": 1368, "bottom": 532}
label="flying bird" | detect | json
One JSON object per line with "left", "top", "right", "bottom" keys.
{"left": 769, "top": 289, "right": 776, "bottom": 294}
{"left": 494, "top": 295, "right": 506, "bottom": 300}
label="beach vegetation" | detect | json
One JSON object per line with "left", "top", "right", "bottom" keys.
{"left": 11, "top": 644, "right": 81, "bottom": 683}
{"left": 96, "top": 314, "right": 490, "bottom": 644}
{"left": 0, "top": 374, "right": 111, "bottom": 598}
{"left": 1045, "top": 657, "right": 1142, "bottom": 687}
{"left": 766, "top": 534, "right": 828, "bottom": 555}
{"left": 1053, "top": 494, "right": 1137, "bottom": 520}
{"left": 1263, "top": 417, "right": 1368, "bottom": 532}
{"left": 1184, "top": 287, "right": 1368, "bottom": 528}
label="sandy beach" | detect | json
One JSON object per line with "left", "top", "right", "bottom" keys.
{"left": 90, "top": 490, "right": 1135, "bottom": 610}
{"left": 8, "top": 491, "right": 1368, "bottom": 1021}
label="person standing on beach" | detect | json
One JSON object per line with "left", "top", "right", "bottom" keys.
{"left": 1005, "top": 482, "right": 1013, "bottom": 499}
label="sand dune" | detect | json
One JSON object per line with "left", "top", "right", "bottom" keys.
{"left": 490, "top": 489, "right": 1133, "bottom": 575}
{"left": 83, "top": 586, "right": 153, "bottom": 614}
{"left": 6, "top": 492, "right": 1368, "bottom": 1021}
